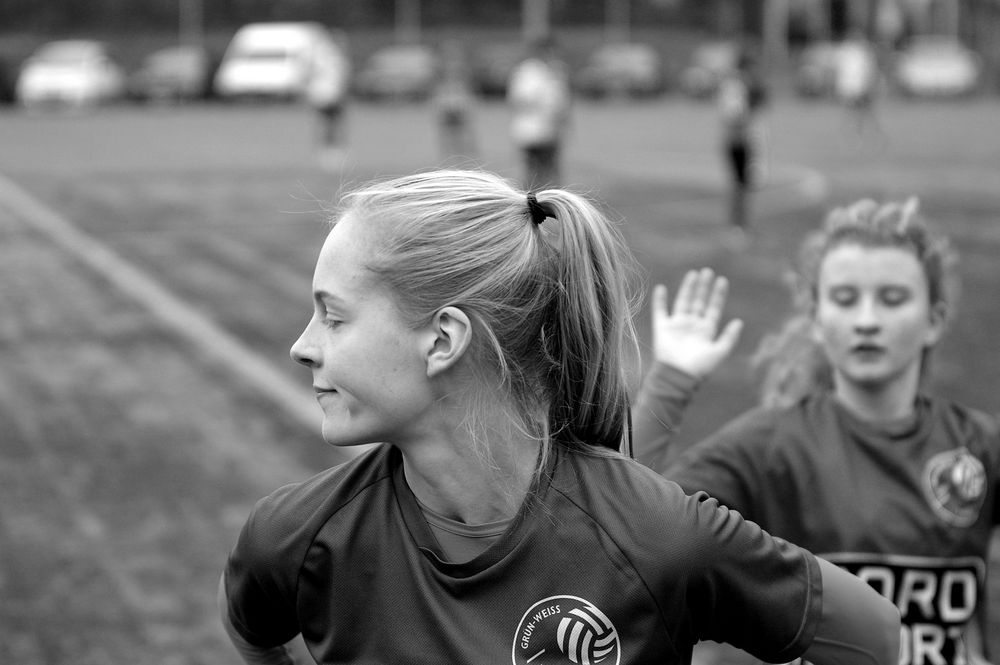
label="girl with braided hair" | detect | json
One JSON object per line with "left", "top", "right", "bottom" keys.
{"left": 219, "top": 170, "right": 897, "bottom": 664}
{"left": 634, "top": 197, "right": 994, "bottom": 665}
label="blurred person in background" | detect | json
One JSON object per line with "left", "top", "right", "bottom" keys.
{"left": 633, "top": 198, "right": 996, "bottom": 665}
{"left": 218, "top": 169, "right": 899, "bottom": 664}
{"left": 434, "top": 39, "right": 477, "bottom": 162}
{"left": 717, "top": 47, "right": 768, "bottom": 236}
{"left": 507, "top": 35, "right": 571, "bottom": 189}
{"left": 307, "top": 36, "right": 351, "bottom": 171}
{"left": 836, "top": 30, "right": 884, "bottom": 144}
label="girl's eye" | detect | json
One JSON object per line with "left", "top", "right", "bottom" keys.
{"left": 323, "top": 318, "right": 343, "bottom": 330}
{"left": 879, "top": 287, "right": 910, "bottom": 306}
{"left": 828, "top": 286, "right": 858, "bottom": 307}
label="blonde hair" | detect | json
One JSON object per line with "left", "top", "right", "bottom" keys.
{"left": 752, "top": 197, "right": 959, "bottom": 407}
{"left": 336, "top": 169, "right": 641, "bottom": 473}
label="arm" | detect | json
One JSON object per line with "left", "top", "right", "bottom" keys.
{"left": 803, "top": 558, "right": 901, "bottom": 665}
{"left": 633, "top": 269, "right": 743, "bottom": 470}
{"left": 218, "top": 574, "right": 301, "bottom": 665}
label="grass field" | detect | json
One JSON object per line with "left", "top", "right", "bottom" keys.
{"left": 1, "top": 93, "right": 999, "bottom": 663}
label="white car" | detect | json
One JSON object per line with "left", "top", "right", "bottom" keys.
{"left": 894, "top": 36, "right": 981, "bottom": 98}
{"left": 16, "top": 40, "right": 126, "bottom": 109}
{"left": 214, "top": 22, "right": 347, "bottom": 101}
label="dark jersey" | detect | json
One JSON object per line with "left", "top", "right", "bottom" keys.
{"left": 225, "top": 443, "right": 823, "bottom": 664}
{"left": 633, "top": 363, "right": 1000, "bottom": 665}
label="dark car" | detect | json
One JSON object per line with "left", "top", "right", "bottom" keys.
{"left": 471, "top": 43, "right": 525, "bottom": 98}
{"left": 575, "top": 42, "right": 666, "bottom": 99}
{"left": 678, "top": 40, "right": 737, "bottom": 100}
{"left": 129, "top": 45, "right": 215, "bottom": 103}
{"left": 354, "top": 44, "right": 438, "bottom": 102}
{"left": 792, "top": 41, "right": 843, "bottom": 99}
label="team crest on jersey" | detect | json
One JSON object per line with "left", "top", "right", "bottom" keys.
{"left": 922, "top": 448, "right": 987, "bottom": 527}
{"left": 512, "top": 595, "right": 620, "bottom": 665}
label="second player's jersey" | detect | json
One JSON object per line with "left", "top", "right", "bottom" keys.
{"left": 225, "top": 443, "right": 822, "bottom": 664}
{"left": 634, "top": 363, "right": 1000, "bottom": 665}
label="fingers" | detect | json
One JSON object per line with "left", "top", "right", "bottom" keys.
{"left": 651, "top": 283, "right": 669, "bottom": 323}
{"left": 704, "top": 274, "right": 730, "bottom": 326}
{"left": 657, "top": 268, "right": 734, "bottom": 326}
{"left": 672, "top": 270, "right": 698, "bottom": 315}
{"left": 690, "top": 268, "right": 714, "bottom": 316}
{"left": 717, "top": 319, "right": 744, "bottom": 354}
{"left": 672, "top": 268, "right": 723, "bottom": 318}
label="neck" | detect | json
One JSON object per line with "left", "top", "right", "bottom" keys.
{"left": 400, "top": 427, "right": 541, "bottom": 525}
{"left": 832, "top": 366, "right": 920, "bottom": 424}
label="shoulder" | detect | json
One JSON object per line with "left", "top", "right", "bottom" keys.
{"left": 555, "top": 453, "right": 819, "bottom": 621}
{"left": 554, "top": 452, "right": 754, "bottom": 554}
{"left": 925, "top": 395, "right": 1000, "bottom": 441}
{"left": 664, "top": 398, "right": 827, "bottom": 496}
{"left": 699, "top": 401, "right": 797, "bottom": 450}
{"left": 719, "top": 393, "right": 839, "bottom": 439}
{"left": 237, "top": 445, "right": 395, "bottom": 566}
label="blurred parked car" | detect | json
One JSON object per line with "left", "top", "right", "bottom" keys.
{"left": 354, "top": 44, "right": 438, "bottom": 102}
{"left": 471, "top": 43, "right": 524, "bottom": 98}
{"left": 679, "top": 40, "right": 736, "bottom": 99}
{"left": 575, "top": 42, "right": 665, "bottom": 99}
{"left": 793, "top": 41, "right": 843, "bottom": 98}
{"left": 893, "top": 36, "right": 980, "bottom": 98}
{"left": 128, "top": 45, "right": 214, "bottom": 103}
{"left": 16, "top": 40, "right": 126, "bottom": 109}
{"left": 214, "top": 22, "right": 344, "bottom": 101}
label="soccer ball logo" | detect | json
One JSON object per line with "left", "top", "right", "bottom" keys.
{"left": 557, "top": 606, "right": 618, "bottom": 663}
{"left": 512, "top": 595, "right": 620, "bottom": 665}
{"left": 923, "top": 448, "right": 987, "bottom": 527}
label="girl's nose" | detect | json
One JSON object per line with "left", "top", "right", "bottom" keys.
{"left": 852, "top": 298, "right": 881, "bottom": 333}
{"left": 290, "top": 323, "right": 318, "bottom": 367}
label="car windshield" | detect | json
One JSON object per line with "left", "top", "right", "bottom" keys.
{"left": 233, "top": 48, "right": 293, "bottom": 61}
{"left": 34, "top": 42, "right": 101, "bottom": 64}
{"left": 914, "top": 44, "right": 960, "bottom": 58}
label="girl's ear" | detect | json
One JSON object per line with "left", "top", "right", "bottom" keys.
{"left": 924, "top": 301, "right": 947, "bottom": 347}
{"left": 426, "top": 306, "right": 473, "bottom": 377}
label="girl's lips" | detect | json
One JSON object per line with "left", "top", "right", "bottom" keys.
{"left": 850, "top": 344, "right": 885, "bottom": 358}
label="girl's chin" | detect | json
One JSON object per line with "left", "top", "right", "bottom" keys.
{"left": 837, "top": 368, "right": 908, "bottom": 393}
{"left": 320, "top": 425, "right": 383, "bottom": 449}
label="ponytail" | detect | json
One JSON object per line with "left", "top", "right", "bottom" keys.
{"left": 533, "top": 190, "right": 641, "bottom": 452}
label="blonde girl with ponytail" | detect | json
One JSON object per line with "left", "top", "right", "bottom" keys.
{"left": 220, "top": 171, "right": 898, "bottom": 665}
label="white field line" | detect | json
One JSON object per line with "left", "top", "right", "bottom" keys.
{"left": 0, "top": 174, "right": 340, "bottom": 449}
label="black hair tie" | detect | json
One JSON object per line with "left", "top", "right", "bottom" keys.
{"left": 527, "top": 192, "right": 555, "bottom": 226}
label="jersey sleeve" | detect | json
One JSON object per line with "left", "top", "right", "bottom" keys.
{"left": 658, "top": 489, "right": 823, "bottom": 662}
{"left": 224, "top": 487, "right": 308, "bottom": 648}
{"left": 632, "top": 362, "right": 701, "bottom": 473}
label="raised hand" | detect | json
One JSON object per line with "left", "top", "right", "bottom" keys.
{"left": 650, "top": 268, "right": 744, "bottom": 380}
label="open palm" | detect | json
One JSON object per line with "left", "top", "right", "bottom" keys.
{"left": 650, "top": 269, "right": 744, "bottom": 380}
